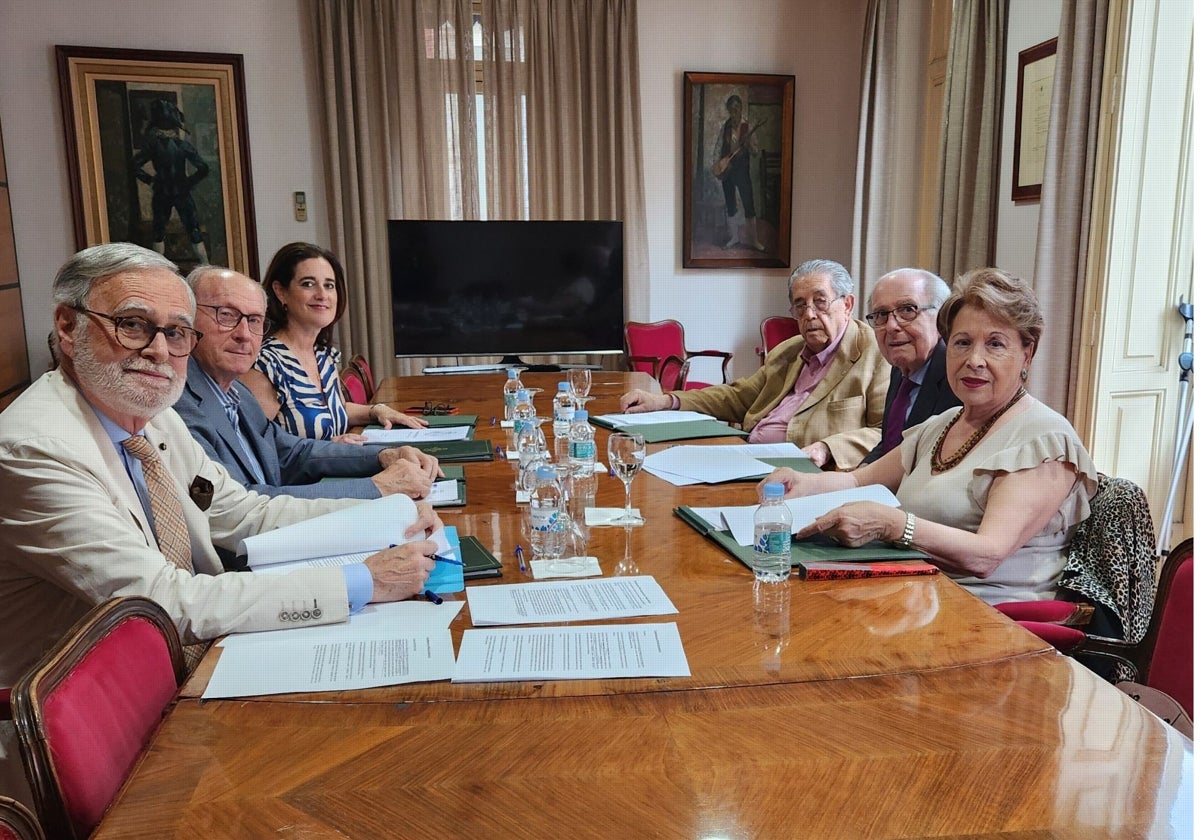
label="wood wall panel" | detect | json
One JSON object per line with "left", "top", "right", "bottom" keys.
{"left": 0, "top": 117, "right": 31, "bottom": 406}
{"left": 0, "top": 185, "right": 16, "bottom": 283}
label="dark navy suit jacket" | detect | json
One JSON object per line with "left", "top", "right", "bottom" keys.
{"left": 173, "top": 357, "right": 384, "bottom": 500}
{"left": 860, "top": 342, "right": 960, "bottom": 464}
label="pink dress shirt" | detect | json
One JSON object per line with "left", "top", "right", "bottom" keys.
{"left": 747, "top": 320, "right": 849, "bottom": 443}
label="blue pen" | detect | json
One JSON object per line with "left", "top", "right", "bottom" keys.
{"left": 515, "top": 544, "right": 527, "bottom": 572}
{"left": 490, "top": 416, "right": 497, "bottom": 426}
{"left": 495, "top": 444, "right": 504, "bottom": 455}
{"left": 423, "top": 589, "right": 443, "bottom": 605}
{"left": 432, "top": 553, "right": 463, "bottom": 566}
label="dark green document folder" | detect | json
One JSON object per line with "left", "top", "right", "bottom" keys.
{"left": 432, "top": 465, "right": 467, "bottom": 507}
{"left": 589, "top": 416, "right": 748, "bottom": 443}
{"left": 674, "top": 505, "right": 928, "bottom": 569}
{"left": 409, "top": 439, "right": 494, "bottom": 462}
{"left": 459, "top": 535, "right": 503, "bottom": 579}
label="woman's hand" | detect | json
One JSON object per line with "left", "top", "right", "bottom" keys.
{"left": 372, "top": 404, "right": 428, "bottom": 429}
{"left": 794, "top": 502, "right": 906, "bottom": 547}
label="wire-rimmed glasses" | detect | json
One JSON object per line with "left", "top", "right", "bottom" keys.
{"left": 787, "top": 295, "right": 845, "bottom": 317}
{"left": 606, "top": 432, "right": 645, "bottom": 526}
{"left": 73, "top": 307, "right": 202, "bottom": 357}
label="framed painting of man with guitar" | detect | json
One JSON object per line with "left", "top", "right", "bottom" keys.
{"left": 684, "top": 72, "right": 794, "bottom": 268}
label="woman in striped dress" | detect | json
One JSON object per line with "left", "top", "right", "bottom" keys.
{"left": 240, "top": 242, "right": 425, "bottom": 441}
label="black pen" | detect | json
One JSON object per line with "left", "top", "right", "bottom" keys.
{"left": 423, "top": 589, "right": 443, "bottom": 605}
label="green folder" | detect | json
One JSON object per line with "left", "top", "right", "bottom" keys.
{"left": 740, "top": 457, "right": 822, "bottom": 481}
{"left": 432, "top": 465, "right": 467, "bottom": 507}
{"left": 408, "top": 439, "right": 495, "bottom": 462}
{"left": 589, "top": 417, "right": 748, "bottom": 443}
{"left": 674, "top": 504, "right": 928, "bottom": 568}
{"left": 459, "top": 535, "right": 504, "bottom": 579}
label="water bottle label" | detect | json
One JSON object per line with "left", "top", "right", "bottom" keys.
{"left": 504, "top": 393, "right": 517, "bottom": 409}
{"left": 554, "top": 405, "right": 574, "bottom": 422}
{"left": 570, "top": 441, "right": 595, "bottom": 460}
{"left": 530, "top": 507, "right": 563, "bottom": 531}
{"left": 755, "top": 531, "right": 791, "bottom": 555}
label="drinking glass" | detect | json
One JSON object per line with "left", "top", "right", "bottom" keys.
{"left": 606, "top": 432, "right": 645, "bottom": 526}
{"left": 568, "top": 368, "right": 593, "bottom": 411}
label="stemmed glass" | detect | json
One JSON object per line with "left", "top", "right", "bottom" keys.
{"left": 568, "top": 368, "right": 594, "bottom": 412}
{"left": 606, "top": 432, "right": 646, "bottom": 526}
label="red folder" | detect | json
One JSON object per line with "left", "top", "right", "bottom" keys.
{"left": 797, "top": 561, "right": 939, "bottom": 581}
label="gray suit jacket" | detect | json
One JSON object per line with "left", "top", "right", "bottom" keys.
{"left": 0, "top": 370, "right": 356, "bottom": 685}
{"left": 861, "top": 342, "right": 960, "bottom": 464}
{"left": 174, "top": 357, "right": 383, "bottom": 500}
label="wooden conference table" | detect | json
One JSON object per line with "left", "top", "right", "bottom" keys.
{"left": 94, "top": 372, "right": 1192, "bottom": 839}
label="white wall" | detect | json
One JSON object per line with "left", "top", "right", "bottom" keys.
{"left": 637, "top": 0, "right": 869, "bottom": 381}
{"left": 994, "top": 0, "right": 1061, "bottom": 278}
{"left": 0, "top": 0, "right": 330, "bottom": 376}
{"left": 2, "top": 0, "right": 868, "bottom": 381}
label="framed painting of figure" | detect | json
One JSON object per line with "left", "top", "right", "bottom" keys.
{"left": 683, "top": 72, "right": 794, "bottom": 269}
{"left": 56, "top": 45, "right": 259, "bottom": 277}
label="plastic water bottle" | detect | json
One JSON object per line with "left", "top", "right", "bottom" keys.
{"left": 553, "top": 381, "right": 574, "bottom": 440}
{"left": 567, "top": 409, "right": 598, "bottom": 500}
{"left": 513, "top": 388, "right": 535, "bottom": 436}
{"left": 502, "top": 368, "right": 524, "bottom": 421}
{"left": 516, "top": 419, "right": 548, "bottom": 491}
{"left": 528, "top": 465, "right": 567, "bottom": 559}
{"left": 751, "top": 482, "right": 793, "bottom": 582}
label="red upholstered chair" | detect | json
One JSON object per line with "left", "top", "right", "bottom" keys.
{"left": 348, "top": 353, "right": 376, "bottom": 401}
{"left": 624, "top": 320, "right": 732, "bottom": 391}
{"left": 11, "top": 597, "right": 185, "bottom": 840}
{"left": 0, "top": 797, "right": 44, "bottom": 840}
{"left": 1073, "top": 538, "right": 1193, "bottom": 718}
{"left": 340, "top": 366, "right": 370, "bottom": 405}
{"left": 755, "top": 315, "right": 801, "bottom": 366}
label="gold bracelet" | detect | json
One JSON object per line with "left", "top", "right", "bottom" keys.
{"left": 896, "top": 512, "right": 916, "bottom": 548}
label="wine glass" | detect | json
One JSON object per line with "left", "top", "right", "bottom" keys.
{"left": 568, "top": 368, "right": 594, "bottom": 411}
{"left": 606, "top": 432, "right": 645, "bottom": 526}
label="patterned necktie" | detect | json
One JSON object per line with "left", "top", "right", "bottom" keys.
{"left": 121, "top": 435, "right": 208, "bottom": 672}
{"left": 882, "top": 377, "right": 917, "bottom": 453}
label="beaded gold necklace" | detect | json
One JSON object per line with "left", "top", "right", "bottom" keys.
{"left": 930, "top": 387, "right": 1027, "bottom": 474}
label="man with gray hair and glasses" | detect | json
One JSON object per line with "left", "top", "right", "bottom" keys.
{"left": 620, "top": 259, "right": 890, "bottom": 468}
{"left": 0, "top": 243, "right": 443, "bottom": 691}
{"left": 859, "top": 267, "right": 960, "bottom": 464}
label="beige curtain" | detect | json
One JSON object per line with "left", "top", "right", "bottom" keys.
{"left": 851, "top": 0, "right": 930, "bottom": 296}
{"left": 933, "top": 0, "right": 1007, "bottom": 282}
{"left": 312, "top": 0, "right": 647, "bottom": 376}
{"left": 1029, "top": 0, "right": 1108, "bottom": 416}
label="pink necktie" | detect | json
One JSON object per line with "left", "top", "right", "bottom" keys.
{"left": 882, "top": 378, "right": 917, "bottom": 453}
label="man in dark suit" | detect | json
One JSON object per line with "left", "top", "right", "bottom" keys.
{"left": 860, "top": 268, "right": 961, "bottom": 464}
{"left": 173, "top": 266, "right": 440, "bottom": 502}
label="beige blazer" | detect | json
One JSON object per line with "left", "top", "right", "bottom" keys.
{"left": 676, "top": 319, "right": 890, "bottom": 467}
{"left": 0, "top": 370, "right": 359, "bottom": 685}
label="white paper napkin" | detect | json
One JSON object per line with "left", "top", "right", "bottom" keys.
{"left": 585, "top": 507, "right": 644, "bottom": 526}
{"left": 529, "top": 557, "right": 603, "bottom": 579}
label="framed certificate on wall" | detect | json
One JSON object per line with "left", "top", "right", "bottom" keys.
{"left": 1012, "top": 37, "right": 1057, "bottom": 202}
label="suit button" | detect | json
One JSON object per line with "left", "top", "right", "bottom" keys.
{"left": 312, "top": 607, "right": 323, "bottom": 618}
{"left": 301, "top": 610, "right": 311, "bottom": 620}
{"left": 279, "top": 611, "right": 291, "bottom": 622}
{"left": 290, "top": 611, "right": 301, "bottom": 621}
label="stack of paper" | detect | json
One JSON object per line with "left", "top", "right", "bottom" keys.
{"left": 690, "top": 484, "right": 903, "bottom": 546}
{"left": 594, "top": 410, "right": 716, "bottom": 426}
{"left": 362, "top": 426, "right": 472, "bottom": 443}
{"left": 643, "top": 442, "right": 808, "bottom": 486}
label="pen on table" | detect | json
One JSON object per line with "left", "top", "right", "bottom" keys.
{"left": 495, "top": 444, "right": 504, "bottom": 456}
{"left": 490, "top": 416, "right": 497, "bottom": 426}
{"left": 423, "top": 589, "right": 443, "bottom": 605}
{"left": 515, "top": 544, "right": 527, "bottom": 572}
{"left": 432, "top": 553, "right": 463, "bottom": 566}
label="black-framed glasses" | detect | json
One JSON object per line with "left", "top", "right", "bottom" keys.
{"left": 789, "top": 294, "right": 845, "bottom": 316}
{"left": 74, "top": 307, "right": 202, "bottom": 357}
{"left": 197, "top": 304, "right": 272, "bottom": 335}
{"left": 864, "top": 303, "right": 936, "bottom": 329}
{"left": 418, "top": 401, "right": 456, "bottom": 416}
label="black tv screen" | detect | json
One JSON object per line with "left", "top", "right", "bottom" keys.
{"left": 387, "top": 220, "right": 625, "bottom": 358}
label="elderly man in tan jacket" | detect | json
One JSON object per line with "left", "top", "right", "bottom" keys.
{"left": 620, "top": 259, "right": 890, "bottom": 469}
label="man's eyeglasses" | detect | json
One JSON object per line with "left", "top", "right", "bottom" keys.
{"left": 864, "top": 303, "right": 936, "bottom": 329}
{"left": 197, "top": 304, "right": 272, "bottom": 335}
{"left": 406, "top": 401, "right": 458, "bottom": 416}
{"left": 74, "top": 307, "right": 202, "bottom": 357}
{"left": 789, "top": 294, "right": 845, "bottom": 316}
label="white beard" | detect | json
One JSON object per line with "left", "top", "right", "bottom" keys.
{"left": 72, "top": 330, "right": 186, "bottom": 419}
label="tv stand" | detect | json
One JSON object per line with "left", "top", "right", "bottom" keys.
{"left": 422, "top": 358, "right": 605, "bottom": 375}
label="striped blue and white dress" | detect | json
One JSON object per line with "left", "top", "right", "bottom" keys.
{"left": 253, "top": 337, "right": 349, "bottom": 440}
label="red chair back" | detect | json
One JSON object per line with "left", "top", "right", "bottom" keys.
{"left": 0, "top": 796, "right": 44, "bottom": 840}
{"left": 348, "top": 354, "right": 376, "bottom": 401}
{"left": 11, "top": 597, "right": 184, "bottom": 840}
{"left": 759, "top": 316, "right": 800, "bottom": 361}
{"left": 624, "top": 320, "right": 719, "bottom": 390}
{"left": 1145, "top": 549, "right": 1192, "bottom": 716}
{"left": 340, "top": 367, "right": 369, "bottom": 405}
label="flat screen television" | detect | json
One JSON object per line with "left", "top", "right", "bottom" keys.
{"left": 387, "top": 220, "right": 624, "bottom": 366}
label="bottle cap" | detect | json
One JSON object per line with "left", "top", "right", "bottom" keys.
{"left": 762, "top": 482, "right": 785, "bottom": 500}
{"left": 517, "top": 389, "right": 529, "bottom": 400}
{"left": 574, "top": 409, "right": 588, "bottom": 421}
{"left": 507, "top": 368, "right": 518, "bottom": 378}
{"left": 536, "top": 465, "right": 556, "bottom": 481}
{"left": 558, "top": 381, "right": 570, "bottom": 390}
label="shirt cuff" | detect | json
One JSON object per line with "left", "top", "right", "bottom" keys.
{"left": 342, "top": 563, "right": 374, "bottom": 613}
{"left": 669, "top": 393, "right": 681, "bottom": 410}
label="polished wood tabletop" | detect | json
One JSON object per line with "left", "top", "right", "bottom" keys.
{"left": 94, "top": 372, "right": 1193, "bottom": 839}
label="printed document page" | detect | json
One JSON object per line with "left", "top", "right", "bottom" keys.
{"left": 239, "top": 494, "right": 419, "bottom": 567}
{"left": 465, "top": 575, "right": 678, "bottom": 626}
{"left": 203, "top": 630, "right": 455, "bottom": 698}
{"left": 722, "top": 484, "right": 902, "bottom": 545}
{"left": 452, "top": 622, "right": 690, "bottom": 682}
{"left": 595, "top": 410, "right": 715, "bottom": 426}
{"left": 362, "top": 426, "right": 471, "bottom": 443}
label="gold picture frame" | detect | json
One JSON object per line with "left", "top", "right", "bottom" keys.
{"left": 56, "top": 45, "right": 259, "bottom": 277}
{"left": 1012, "top": 37, "right": 1057, "bottom": 202}
{"left": 683, "top": 72, "right": 794, "bottom": 269}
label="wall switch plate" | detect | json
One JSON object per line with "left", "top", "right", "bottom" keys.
{"left": 293, "top": 191, "right": 307, "bottom": 222}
